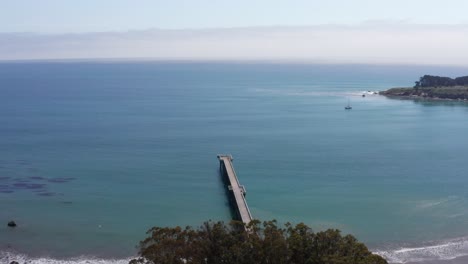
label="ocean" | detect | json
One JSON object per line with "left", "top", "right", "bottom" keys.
{"left": 1, "top": 61, "right": 468, "bottom": 264}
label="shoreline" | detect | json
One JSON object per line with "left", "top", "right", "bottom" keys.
{"left": 0, "top": 250, "right": 134, "bottom": 264}
{"left": 5, "top": 234, "right": 468, "bottom": 264}
{"left": 381, "top": 94, "right": 468, "bottom": 103}
{"left": 407, "top": 255, "right": 468, "bottom": 264}
{"left": 374, "top": 235, "right": 468, "bottom": 264}
{"left": 379, "top": 85, "right": 468, "bottom": 102}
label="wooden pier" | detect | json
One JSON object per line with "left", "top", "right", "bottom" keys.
{"left": 217, "top": 154, "right": 253, "bottom": 225}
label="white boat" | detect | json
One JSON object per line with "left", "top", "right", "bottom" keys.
{"left": 345, "top": 99, "right": 352, "bottom": 110}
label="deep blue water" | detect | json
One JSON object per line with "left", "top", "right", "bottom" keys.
{"left": 1, "top": 62, "right": 468, "bottom": 263}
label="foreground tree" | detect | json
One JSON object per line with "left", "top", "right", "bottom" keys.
{"left": 130, "top": 220, "right": 387, "bottom": 264}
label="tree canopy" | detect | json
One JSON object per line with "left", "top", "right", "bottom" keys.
{"left": 130, "top": 220, "right": 387, "bottom": 264}
{"left": 415, "top": 75, "right": 468, "bottom": 88}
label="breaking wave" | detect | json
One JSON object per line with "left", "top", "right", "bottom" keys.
{"left": 0, "top": 251, "right": 133, "bottom": 264}
{"left": 375, "top": 236, "right": 468, "bottom": 263}
{"left": 5, "top": 236, "right": 468, "bottom": 264}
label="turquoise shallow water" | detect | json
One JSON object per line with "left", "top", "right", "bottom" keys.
{"left": 1, "top": 62, "right": 468, "bottom": 263}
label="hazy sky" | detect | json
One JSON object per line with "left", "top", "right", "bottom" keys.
{"left": 1, "top": 1, "right": 468, "bottom": 64}
{"left": 2, "top": 0, "right": 468, "bottom": 33}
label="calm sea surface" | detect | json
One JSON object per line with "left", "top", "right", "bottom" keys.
{"left": 1, "top": 62, "right": 468, "bottom": 263}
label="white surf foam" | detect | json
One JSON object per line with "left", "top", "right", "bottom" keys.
{"left": 0, "top": 251, "right": 133, "bottom": 264}
{"left": 374, "top": 237, "right": 468, "bottom": 263}
{"left": 361, "top": 90, "right": 380, "bottom": 95}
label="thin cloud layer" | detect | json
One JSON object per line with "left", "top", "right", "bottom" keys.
{"left": 1, "top": 24, "right": 468, "bottom": 65}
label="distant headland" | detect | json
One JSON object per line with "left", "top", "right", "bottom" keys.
{"left": 380, "top": 75, "right": 468, "bottom": 100}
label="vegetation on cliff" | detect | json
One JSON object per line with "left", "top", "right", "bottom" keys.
{"left": 415, "top": 75, "right": 468, "bottom": 88}
{"left": 130, "top": 220, "right": 387, "bottom": 264}
{"left": 380, "top": 75, "right": 468, "bottom": 100}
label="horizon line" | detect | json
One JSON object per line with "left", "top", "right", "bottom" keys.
{"left": 1, "top": 57, "right": 468, "bottom": 68}
{"left": 2, "top": 22, "right": 468, "bottom": 35}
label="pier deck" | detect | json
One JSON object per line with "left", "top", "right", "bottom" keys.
{"left": 218, "top": 155, "right": 253, "bottom": 225}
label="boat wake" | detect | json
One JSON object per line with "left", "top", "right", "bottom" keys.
{"left": 374, "top": 236, "right": 468, "bottom": 263}
{"left": 252, "top": 88, "right": 380, "bottom": 98}
{"left": 0, "top": 251, "right": 133, "bottom": 264}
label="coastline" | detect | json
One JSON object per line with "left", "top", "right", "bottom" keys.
{"left": 380, "top": 94, "right": 468, "bottom": 103}
{"left": 5, "top": 233, "right": 468, "bottom": 264}
{"left": 374, "top": 235, "right": 468, "bottom": 264}
{"left": 0, "top": 251, "right": 133, "bottom": 264}
{"left": 408, "top": 256, "right": 468, "bottom": 264}
{"left": 4, "top": 245, "right": 468, "bottom": 264}
{"left": 379, "top": 85, "right": 468, "bottom": 102}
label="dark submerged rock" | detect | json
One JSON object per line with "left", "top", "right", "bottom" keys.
{"left": 47, "top": 177, "right": 75, "bottom": 183}
{"left": 7, "top": 221, "right": 17, "bottom": 227}
{"left": 28, "top": 176, "right": 44, "bottom": 180}
{"left": 12, "top": 182, "right": 46, "bottom": 190}
{"left": 36, "top": 192, "right": 56, "bottom": 197}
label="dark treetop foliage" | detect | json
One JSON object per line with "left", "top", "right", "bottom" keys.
{"left": 414, "top": 75, "right": 468, "bottom": 88}
{"left": 130, "top": 220, "right": 387, "bottom": 264}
